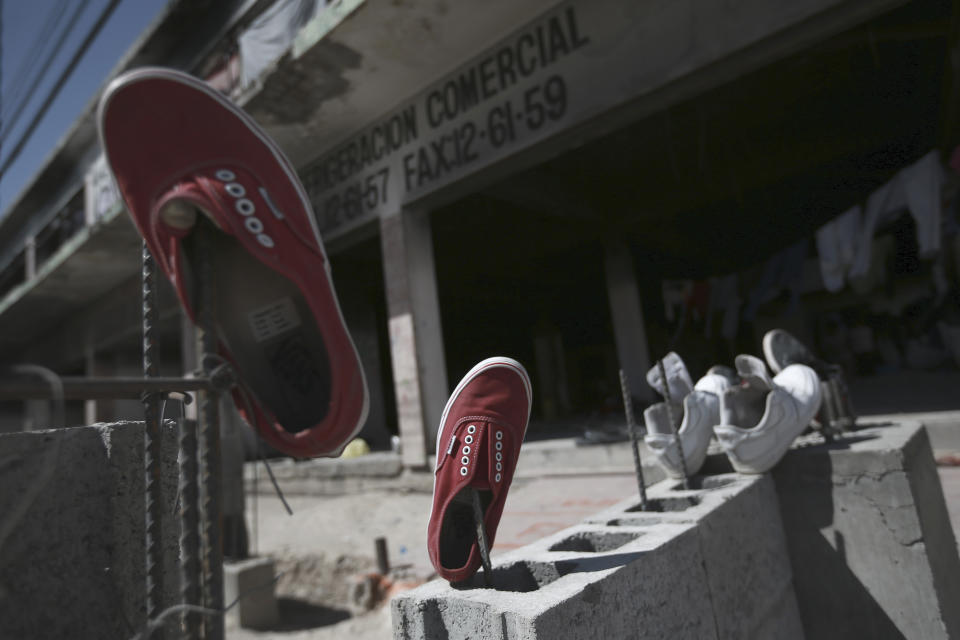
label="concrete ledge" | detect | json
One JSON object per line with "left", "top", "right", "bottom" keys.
{"left": 867, "top": 410, "right": 960, "bottom": 452}
{"left": 245, "top": 441, "right": 666, "bottom": 496}
{"left": 392, "top": 473, "right": 801, "bottom": 640}
{"left": 244, "top": 451, "right": 406, "bottom": 495}
{"left": 0, "top": 422, "right": 179, "bottom": 639}
{"left": 512, "top": 438, "right": 661, "bottom": 478}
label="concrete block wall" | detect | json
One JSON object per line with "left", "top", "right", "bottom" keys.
{"left": 0, "top": 421, "right": 180, "bottom": 640}
{"left": 393, "top": 474, "right": 802, "bottom": 640}
{"left": 773, "top": 420, "right": 960, "bottom": 639}
{"left": 394, "top": 419, "right": 960, "bottom": 640}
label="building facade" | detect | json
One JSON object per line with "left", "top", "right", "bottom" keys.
{"left": 2, "top": 0, "right": 959, "bottom": 467}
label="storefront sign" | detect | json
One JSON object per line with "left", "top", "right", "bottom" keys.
{"left": 84, "top": 154, "right": 121, "bottom": 226}
{"left": 301, "top": 0, "right": 862, "bottom": 238}
{"left": 301, "top": 2, "right": 592, "bottom": 236}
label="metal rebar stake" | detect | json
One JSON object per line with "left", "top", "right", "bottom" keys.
{"left": 141, "top": 242, "right": 166, "bottom": 638}
{"left": 197, "top": 228, "right": 225, "bottom": 640}
{"left": 618, "top": 369, "right": 648, "bottom": 511}
{"left": 657, "top": 358, "right": 690, "bottom": 490}
{"left": 471, "top": 488, "right": 494, "bottom": 588}
{"left": 178, "top": 417, "right": 202, "bottom": 638}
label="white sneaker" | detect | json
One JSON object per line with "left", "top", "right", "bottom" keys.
{"left": 643, "top": 353, "right": 732, "bottom": 478}
{"left": 645, "top": 351, "right": 693, "bottom": 400}
{"left": 762, "top": 328, "right": 829, "bottom": 376}
{"left": 714, "top": 355, "right": 822, "bottom": 474}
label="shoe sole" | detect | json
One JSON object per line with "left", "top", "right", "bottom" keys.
{"left": 434, "top": 357, "right": 532, "bottom": 468}
{"left": 98, "top": 68, "right": 369, "bottom": 456}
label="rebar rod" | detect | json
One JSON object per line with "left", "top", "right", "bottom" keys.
{"left": 197, "top": 227, "right": 225, "bottom": 640}
{"left": 472, "top": 488, "right": 493, "bottom": 588}
{"left": 178, "top": 417, "right": 202, "bottom": 638}
{"left": 141, "top": 241, "right": 165, "bottom": 638}
{"left": 619, "top": 368, "right": 648, "bottom": 510}
{"left": 658, "top": 358, "right": 690, "bottom": 490}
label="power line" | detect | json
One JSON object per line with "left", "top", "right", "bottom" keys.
{"left": 0, "top": 0, "right": 121, "bottom": 180}
{"left": 2, "top": 0, "right": 71, "bottom": 114}
{"left": 2, "top": 0, "right": 72, "bottom": 122}
{"left": 0, "top": 0, "right": 91, "bottom": 144}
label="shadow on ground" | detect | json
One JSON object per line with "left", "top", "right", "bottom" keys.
{"left": 269, "top": 597, "right": 351, "bottom": 631}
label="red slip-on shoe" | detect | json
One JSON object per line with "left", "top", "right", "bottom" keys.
{"left": 427, "top": 357, "right": 532, "bottom": 583}
{"left": 97, "top": 67, "right": 368, "bottom": 458}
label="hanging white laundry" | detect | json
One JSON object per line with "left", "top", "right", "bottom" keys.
{"left": 815, "top": 205, "right": 861, "bottom": 292}
{"left": 901, "top": 150, "right": 943, "bottom": 258}
{"left": 849, "top": 175, "right": 906, "bottom": 280}
{"left": 849, "top": 150, "right": 943, "bottom": 280}
{"left": 239, "top": 0, "right": 321, "bottom": 88}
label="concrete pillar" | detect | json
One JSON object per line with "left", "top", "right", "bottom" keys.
{"left": 334, "top": 272, "right": 392, "bottom": 450}
{"left": 603, "top": 238, "right": 654, "bottom": 403}
{"left": 380, "top": 209, "right": 449, "bottom": 468}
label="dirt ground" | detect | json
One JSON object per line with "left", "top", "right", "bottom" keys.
{"left": 225, "top": 460, "right": 960, "bottom": 640}
{"left": 227, "top": 472, "right": 642, "bottom": 639}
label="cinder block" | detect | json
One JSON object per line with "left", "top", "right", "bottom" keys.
{"left": 0, "top": 421, "right": 179, "bottom": 640}
{"left": 224, "top": 556, "right": 279, "bottom": 629}
{"left": 589, "top": 474, "right": 802, "bottom": 640}
{"left": 773, "top": 420, "right": 960, "bottom": 639}
{"left": 392, "top": 474, "right": 793, "bottom": 640}
{"left": 692, "top": 475, "right": 803, "bottom": 640}
{"left": 393, "top": 522, "right": 716, "bottom": 640}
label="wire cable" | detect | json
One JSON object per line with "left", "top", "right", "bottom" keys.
{"left": 0, "top": 0, "right": 90, "bottom": 142}
{"left": 129, "top": 570, "right": 285, "bottom": 640}
{"left": 0, "top": 0, "right": 119, "bottom": 179}
{"left": 1, "top": 0, "right": 73, "bottom": 126}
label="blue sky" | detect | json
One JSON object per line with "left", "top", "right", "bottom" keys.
{"left": 1, "top": 0, "right": 171, "bottom": 215}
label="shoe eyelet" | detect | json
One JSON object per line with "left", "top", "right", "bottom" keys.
{"left": 461, "top": 455, "right": 469, "bottom": 465}
{"left": 495, "top": 473, "right": 501, "bottom": 482}
{"left": 257, "top": 234, "right": 274, "bottom": 248}
{"left": 496, "top": 431, "right": 503, "bottom": 440}
{"left": 464, "top": 435, "right": 474, "bottom": 444}
{"left": 496, "top": 462, "right": 502, "bottom": 471}
{"left": 495, "top": 452, "right": 502, "bottom": 461}
{"left": 236, "top": 199, "right": 255, "bottom": 216}
{"left": 467, "top": 425, "right": 476, "bottom": 434}
{"left": 460, "top": 467, "right": 468, "bottom": 476}
{"left": 225, "top": 182, "right": 246, "bottom": 198}
{"left": 495, "top": 441, "right": 502, "bottom": 451}
{"left": 462, "top": 445, "right": 470, "bottom": 455}
{"left": 216, "top": 169, "right": 236, "bottom": 181}
{"left": 245, "top": 217, "right": 264, "bottom": 234}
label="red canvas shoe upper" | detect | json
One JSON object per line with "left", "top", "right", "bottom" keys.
{"left": 427, "top": 357, "right": 532, "bottom": 583}
{"left": 97, "top": 68, "right": 368, "bottom": 458}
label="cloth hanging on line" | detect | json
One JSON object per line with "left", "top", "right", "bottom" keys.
{"left": 815, "top": 205, "right": 861, "bottom": 293}
{"left": 849, "top": 150, "right": 943, "bottom": 280}
{"left": 239, "top": 0, "right": 322, "bottom": 87}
